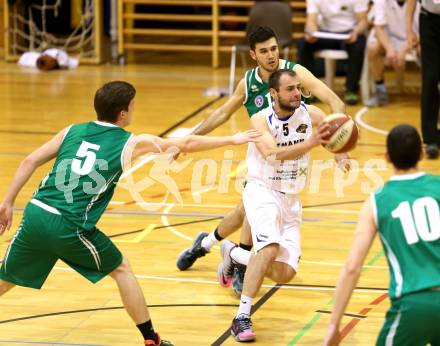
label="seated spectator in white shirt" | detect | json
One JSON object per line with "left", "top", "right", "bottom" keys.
{"left": 297, "top": 0, "right": 369, "bottom": 105}
{"left": 366, "top": 0, "right": 420, "bottom": 107}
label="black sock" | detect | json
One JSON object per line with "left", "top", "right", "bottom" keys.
{"left": 375, "top": 79, "right": 385, "bottom": 86}
{"left": 213, "top": 228, "right": 224, "bottom": 241}
{"left": 239, "top": 243, "right": 252, "bottom": 251}
{"left": 137, "top": 320, "right": 158, "bottom": 343}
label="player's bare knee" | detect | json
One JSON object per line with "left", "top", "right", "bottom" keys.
{"left": 269, "top": 264, "right": 296, "bottom": 284}
{"left": 236, "top": 202, "right": 245, "bottom": 219}
{"left": 110, "top": 257, "right": 133, "bottom": 278}
{"left": 279, "top": 267, "right": 296, "bottom": 284}
{"left": 258, "top": 243, "right": 279, "bottom": 262}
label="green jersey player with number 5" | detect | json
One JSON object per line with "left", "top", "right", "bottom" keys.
{"left": 0, "top": 81, "right": 261, "bottom": 346}
{"left": 324, "top": 124, "right": 440, "bottom": 346}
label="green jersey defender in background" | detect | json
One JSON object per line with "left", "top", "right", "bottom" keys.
{"left": 243, "top": 58, "right": 297, "bottom": 117}
{"left": 0, "top": 81, "right": 261, "bottom": 346}
{"left": 325, "top": 124, "right": 440, "bottom": 346}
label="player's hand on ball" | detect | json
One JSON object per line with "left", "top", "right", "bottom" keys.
{"left": 310, "top": 122, "right": 331, "bottom": 147}
{"left": 231, "top": 129, "right": 262, "bottom": 144}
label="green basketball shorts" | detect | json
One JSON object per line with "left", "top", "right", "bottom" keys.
{"left": 376, "top": 289, "right": 440, "bottom": 346}
{"left": 0, "top": 201, "right": 122, "bottom": 289}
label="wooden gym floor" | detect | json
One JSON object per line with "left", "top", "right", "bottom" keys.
{"left": 0, "top": 60, "right": 438, "bottom": 346}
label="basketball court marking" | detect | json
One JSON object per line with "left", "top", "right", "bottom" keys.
{"left": 160, "top": 204, "right": 220, "bottom": 249}
{"left": 355, "top": 107, "right": 389, "bottom": 136}
{"left": 108, "top": 217, "right": 223, "bottom": 239}
{"left": 112, "top": 224, "right": 156, "bottom": 244}
{"left": 0, "top": 304, "right": 239, "bottom": 325}
{"left": 107, "top": 201, "right": 361, "bottom": 214}
{"left": 287, "top": 249, "right": 385, "bottom": 345}
{"left": 301, "top": 260, "right": 387, "bottom": 269}
{"left": 212, "top": 285, "right": 282, "bottom": 345}
{"left": 161, "top": 204, "right": 192, "bottom": 241}
{"left": 49, "top": 265, "right": 387, "bottom": 292}
{"left": 339, "top": 293, "right": 389, "bottom": 341}
{"left": 158, "top": 95, "right": 225, "bottom": 137}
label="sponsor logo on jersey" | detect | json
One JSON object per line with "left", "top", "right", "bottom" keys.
{"left": 277, "top": 138, "right": 305, "bottom": 147}
{"left": 251, "top": 84, "right": 259, "bottom": 92}
{"left": 296, "top": 124, "right": 308, "bottom": 133}
{"left": 255, "top": 95, "right": 264, "bottom": 108}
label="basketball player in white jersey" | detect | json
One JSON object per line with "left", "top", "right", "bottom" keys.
{"left": 176, "top": 27, "right": 351, "bottom": 298}
{"left": 225, "top": 69, "right": 331, "bottom": 342}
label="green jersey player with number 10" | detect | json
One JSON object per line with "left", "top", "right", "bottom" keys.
{"left": 0, "top": 81, "right": 261, "bottom": 346}
{"left": 324, "top": 124, "right": 440, "bottom": 346}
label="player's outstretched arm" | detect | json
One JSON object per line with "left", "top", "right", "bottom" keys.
{"left": 130, "top": 130, "right": 261, "bottom": 160}
{"left": 0, "top": 127, "right": 68, "bottom": 234}
{"left": 191, "top": 79, "right": 246, "bottom": 135}
{"left": 323, "top": 199, "right": 377, "bottom": 346}
{"left": 294, "top": 65, "right": 346, "bottom": 114}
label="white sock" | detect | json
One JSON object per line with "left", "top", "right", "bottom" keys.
{"left": 230, "top": 247, "right": 251, "bottom": 266}
{"left": 236, "top": 295, "right": 253, "bottom": 318}
{"left": 200, "top": 232, "right": 218, "bottom": 251}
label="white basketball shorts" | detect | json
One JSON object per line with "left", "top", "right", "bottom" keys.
{"left": 243, "top": 181, "right": 301, "bottom": 272}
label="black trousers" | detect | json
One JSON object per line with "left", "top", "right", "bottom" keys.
{"left": 297, "top": 33, "right": 366, "bottom": 93}
{"left": 419, "top": 8, "right": 440, "bottom": 145}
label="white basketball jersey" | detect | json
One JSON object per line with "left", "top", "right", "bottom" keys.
{"left": 246, "top": 102, "right": 312, "bottom": 194}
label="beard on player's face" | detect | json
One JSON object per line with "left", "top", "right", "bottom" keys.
{"left": 277, "top": 95, "right": 300, "bottom": 113}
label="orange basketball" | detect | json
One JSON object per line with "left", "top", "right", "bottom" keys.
{"left": 322, "top": 113, "right": 359, "bottom": 153}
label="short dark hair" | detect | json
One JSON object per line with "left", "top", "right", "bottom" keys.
{"left": 269, "top": 69, "right": 297, "bottom": 91}
{"left": 248, "top": 26, "right": 278, "bottom": 50}
{"left": 94, "top": 81, "right": 136, "bottom": 123}
{"left": 387, "top": 124, "right": 422, "bottom": 169}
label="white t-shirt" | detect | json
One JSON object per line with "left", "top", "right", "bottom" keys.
{"left": 307, "top": 0, "right": 369, "bottom": 32}
{"left": 374, "top": 0, "right": 420, "bottom": 41}
{"left": 17, "top": 48, "right": 79, "bottom": 69}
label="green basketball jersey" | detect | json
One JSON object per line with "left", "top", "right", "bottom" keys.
{"left": 33, "top": 121, "right": 133, "bottom": 231}
{"left": 372, "top": 173, "right": 440, "bottom": 300}
{"left": 243, "top": 59, "right": 297, "bottom": 117}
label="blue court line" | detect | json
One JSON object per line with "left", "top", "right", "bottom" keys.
{"left": 0, "top": 341, "right": 104, "bottom": 346}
